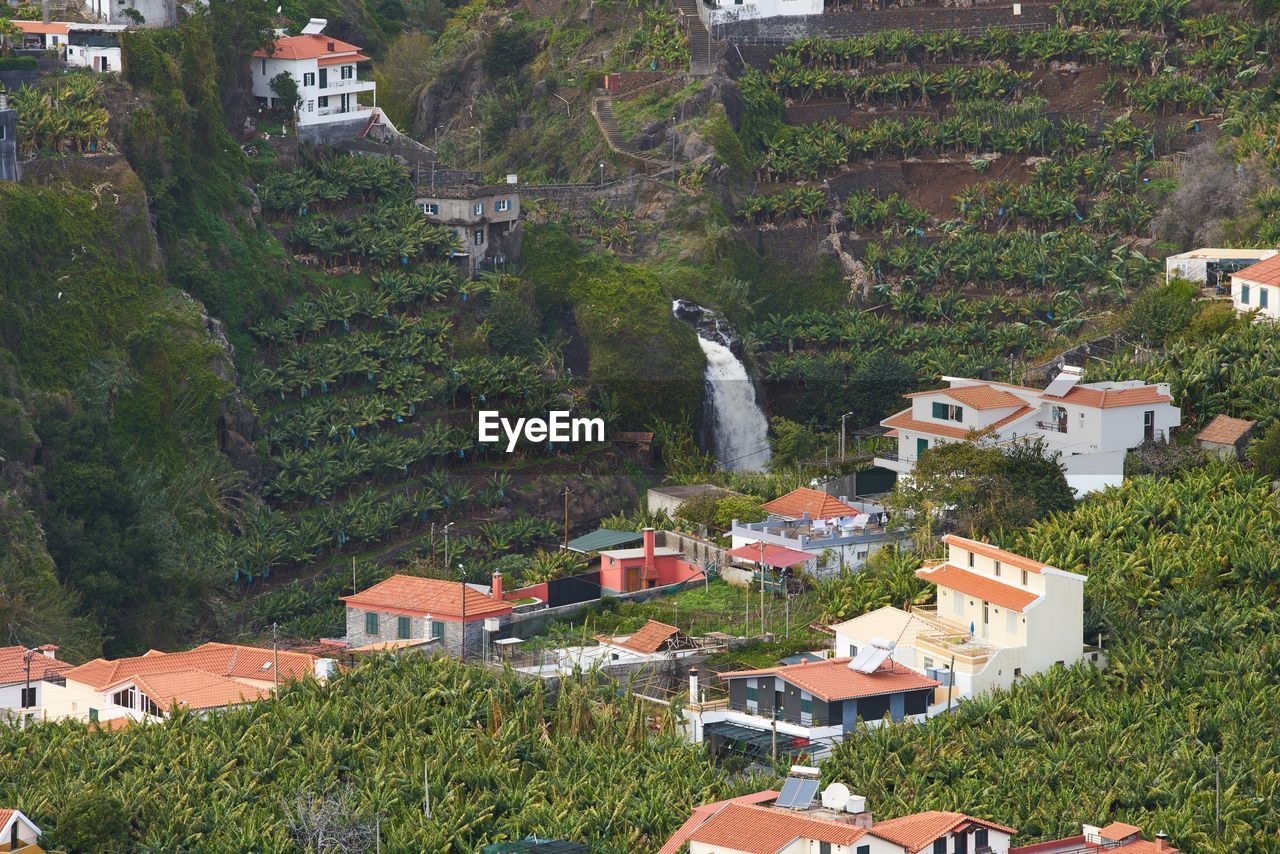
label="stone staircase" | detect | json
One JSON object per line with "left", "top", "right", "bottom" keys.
{"left": 673, "top": 0, "right": 716, "bottom": 75}
{"left": 591, "top": 96, "right": 673, "bottom": 173}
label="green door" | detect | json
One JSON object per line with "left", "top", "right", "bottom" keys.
{"left": 916, "top": 438, "right": 929, "bottom": 457}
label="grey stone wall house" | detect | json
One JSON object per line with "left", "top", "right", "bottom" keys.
{"left": 340, "top": 572, "right": 513, "bottom": 659}
{"left": 413, "top": 183, "right": 520, "bottom": 276}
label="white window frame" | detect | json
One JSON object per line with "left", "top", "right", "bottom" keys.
{"left": 495, "top": 199, "right": 510, "bottom": 212}
{"left": 473, "top": 202, "right": 483, "bottom": 216}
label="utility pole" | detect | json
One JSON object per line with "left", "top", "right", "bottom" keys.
{"left": 758, "top": 540, "right": 766, "bottom": 637}
{"left": 352, "top": 556, "right": 357, "bottom": 594}
{"left": 424, "top": 764, "right": 431, "bottom": 818}
{"left": 22, "top": 648, "right": 34, "bottom": 728}
{"left": 443, "top": 522, "right": 455, "bottom": 569}
{"left": 562, "top": 486, "right": 572, "bottom": 548}
{"left": 1214, "top": 755, "right": 1221, "bottom": 838}
{"left": 271, "top": 623, "right": 280, "bottom": 696}
{"left": 458, "top": 563, "right": 467, "bottom": 661}
{"left": 840, "top": 411, "right": 854, "bottom": 461}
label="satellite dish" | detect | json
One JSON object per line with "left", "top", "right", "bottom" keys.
{"left": 821, "top": 782, "right": 851, "bottom": 812}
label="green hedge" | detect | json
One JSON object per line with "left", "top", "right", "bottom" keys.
{"left": 0, "top": 57, "right": 38, "bottom": 71}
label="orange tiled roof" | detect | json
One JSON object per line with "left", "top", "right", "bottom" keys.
{"left": 1051, "top": 385, "right": 1172, "bottom": 409}
{"left": 1233, "top": 253, "right": 1280, "bottom": 287}
{"left": 761, "top": 487, "right": 859, "bottom": 520}
{"left": 317, "top": 52, "right": 370, "bottom": 66}
{"left": 1110, "top": 840, "right": 1178, "bottom": 854}
{"left": 128, "top": 670, "right": 272, "bottom": 712}
{"left": 881, "top": 409, "right": 978, "bottom": 440}
{"left": 1100, "top": 822, "right": 1144, "bottom": 841}
{"left": 942, "top": 535, "right": 1053, "bottom": 574}
{"left": 1195, "top": 414, "right": 1255, "bottom": 445}
{"left": 657, "top": 791, "right": 780, "bottom": 854}
{"left": 14, "top": 20, "right": 71, "bottom": 34}
{"left": 0, "top": 646, "right": 72, "bottom": 685}
{"left": 341, "top": 574, "right": 511, "bottom": 619}
{"left": 64, "top": 642, "right": 316, "bottom": 691}
{"left": 610, "top": 620, "right": 683, "bottom": 654}
{"left": 686, "top": 802, "right": 869, "bottom": 852}
{"left": 0, "top": 810, "right": 12, "bottom": 832}
{"left": 917, "top": 564, "right": 1040, "bottom": 612}
{"left": 871, "top": 811, "right": 1016, "bottom": 852}
{"left": 906, "top": 384, "right": 1026, "bottom": 410}
{"left": 253, "top": 33, "right": 363, "bottom": 60}
{"left": 720, "top": 657, "right": 938, "bottom": 703}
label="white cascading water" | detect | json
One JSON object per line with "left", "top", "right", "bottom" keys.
{"left": 673, "top": 299, "right": 771, "bottom": 473}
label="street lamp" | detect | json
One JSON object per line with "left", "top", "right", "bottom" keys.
{"left": 598, "top": 161, "right": 605, "bottom": 188}
{"left": 443, "top": 521, "right": 455, "bottom": 569}
{"left": 22, "top": 648, "right": 35, "bottom": 727}
{"left": 839, "top": 411, "right": 855, "bottom": 461}
{"left": 458, "top": 563, "right": 468, "bottom": 660}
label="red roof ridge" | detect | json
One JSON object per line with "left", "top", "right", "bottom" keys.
{"left": 942, "top": 535, "right": 1052, "bottom": 574}
{"left": 761, "top": 487, "right": 859, "bottom": 520}
{"left": 916, "top": 564, "right": 1040, "bottom": 613}
{"left": 1233, "top": 252, "right": 1280, "bottom": 286}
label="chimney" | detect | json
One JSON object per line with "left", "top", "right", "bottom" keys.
{"left": 38, "top": 644, "right": 58, "bottom": 659}
{"left": 688, "top": 666, "right": 699, "bottom": 702}
{"left": 1155, "top": 832, "right": 1169, "bottom": 850}
{"left": 491, "top": 571, "right": 503, "bottom": 601}
{"left": 643, "top": 527, "right": 656, "bottom": 567}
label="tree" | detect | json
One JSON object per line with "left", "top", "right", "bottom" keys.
{"left": 1124, "top": 279, "right": 1199, "bottom": 347}
{"left": 769, "top": 417, "right": 824, "bottom": 469}
{"left": 55, "top": 790, "right": 132, "bottom": 853}
{"left": 1247, "top": 420, "right": 1280, "bottom": 477}
{"left": 1001, "top": 439, "right": 1075, "bottom": 515}
{"left": 0, "top": 19, "right": 20, "bottom": 56}
{"left": 268, "top": 70, "right": 300, "bottom": 116}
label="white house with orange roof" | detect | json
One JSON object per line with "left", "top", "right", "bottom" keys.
{"left": 1011, "top": 820, "right": 1178, "bottom": 854}
{"left": 36, "top": 642, "right": 327, "bottom": 724}
{"left": 0, "top": 809, "right": 42, "bottom": 853}
{"left": 1229, "top": 253, "right": 1280, "bottom": 319}
{"left": 874, "top": 366, "right": 1181, "bottom": 495}
{"left": 667, "top": 780, "right": 1017, "bottom": 854}
{"left": 729, "top": 487, "right": 908, "bottom": 575}
{"left": 0, "top": 645, "right": 70, "bottom": 722}
{"left": 835, "top": 535, "right": 1100, "bottom": 699}
{"left": 250, "top": 20, "right": 377, "bottom": 142}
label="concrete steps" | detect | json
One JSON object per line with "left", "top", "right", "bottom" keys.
{"left": 673, "top": 0, "right": 715, "bottom": 75}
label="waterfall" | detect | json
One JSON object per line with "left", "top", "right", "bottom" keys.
{"left": 673, "top": 300, "right": 772, "bottom": 473}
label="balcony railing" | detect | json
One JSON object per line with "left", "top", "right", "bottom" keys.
{"left": 909, "top": 605, "right": 997, "bottom": 666}
{"left": 875, "top": 450, "right": 901, "bottom": 462}
{"left": 1035, "top": 420, "right": 1068, "bottom": 434}
{"left": 728, "top": 701, "right": 828, "bottom": 727}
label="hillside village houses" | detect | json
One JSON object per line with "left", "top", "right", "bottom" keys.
{"left": 1164, "top": 246, "right": 1276, "bottom": 287}
{"left": 0, "top": 646, "right": 70, "bottom": 723}
{"left": 1229, "top": 253, "right": 1280, "bottom": 320}
{"left": 0, "top": 809, "right": 42, "bottom": 853}
{"left": 729, "top": 487, "right": 907, "bottom": 576}
{"left": 835, "top": 535, "right": 1099, "bottom": 699}
{"left": 31, "top": 642, "right": 327, "bottom": 725}
{"left": 874, "top": 366, "right": 1181, "bottom": 495}
{"left": 414, "top": 180, "right": 520, "bottom": 277}
{"left": 662, "top": 776, "right": 1018, "bottom": 854}
{"left": 9, "top": 21, "right": 125, "bottom": 72}
{"left": 251, "top": 20, "right": 378, "bottom": 143}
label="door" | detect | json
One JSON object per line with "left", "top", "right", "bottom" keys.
{"left": 340, "top": 93, "right": 349, "bottom": 113}
{"left": 625, "top": 566, "right": 641, "bottom": 593}
{"left": 319, "top": 67, "right": 328, "bottom": 89}
{"left": 981, "top": 602, "right": 989, "bottom": 639}
{"left": 1143, "top": 410, "right": 1155, "bottom": 442}
{"left": 956, "top": 832, "right": 968, "bottom": 854}
{"left": 916, "top": 437, "right": 929, "bottom": 458}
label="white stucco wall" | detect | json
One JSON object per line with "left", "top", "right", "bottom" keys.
{"left": 1232, "top": 276, "right": 1280, "bottom": 319}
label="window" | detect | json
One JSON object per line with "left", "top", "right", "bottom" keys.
{"left": 419, "top": 202, "right": 439, "bottom": 215}
{"left": 474, "top": 229, "right": 484, "bottom": 245}
{"left": 857, "top": 846, "right": 870, "bottom": 854}
{"left": 820, "top": 843, "right": 831, "bottom": 854}
{"left": 923, "top": 657, "right": 934, "bottom": 670}
{"left": 144, "top": 696, "right": 162, "bottom": 717}
{"left": 365, "top": 612, "right": 379, "bottom": 635}
{"left": 976, "top": 829, "right": 989, "bottom": 846}
{"left": 932, "top": 401, "right": 963, "bottom": 421}
{"left": 799, "top": 694, "right": 812, "bottom": 720}
{"left": 994, "top": 560, "right": 1001, "bottom": 577}
{"left": 306, "top": 100, "right": 314, "bottom": 112}
{"left": 260, "top": 58, "right": 266, "bottom": 75}
{"left": 397, "top": 616, "right": 411, "bottom": 640}
{"left": 20, "top": 686, "right": 36, "bottom": 708}
{"left": 1242, "top": 284, "right": 1251, "bottom": 304}
{"left": 967, "top": 551, "right": 975, "bottom": 567}
{"left": 848, "top": 644, "right": 857, "bottom": 657}
{"left": 89, "top": 707, "right": 99, "bottom": 722}
{"left": 473, "top": 202, "right": 484, "bottom": 216}
{"left": 917, "top": 437, "right": 930, "bottom": 456}
{"left": 934, "top": 838, "right": 947, "bottom": 854}
{"left": 430, "top": 620, "right": 445, "bottom": 639}
{"left": 303, "top": 72, "right": 315, "bottom": 87}
{"left": 341, "top": 65, "right": 353, "bottom": 79}
{"left": 111, "top": 687, "right": 137, "bottom": 709}
{"left": 1014, "top": 667, "right": 1022, "bottom": 678}
{"left": 1021, "top": 569, "right": 1028, "bottom": 585}
{"left": 1264, "top": 288, "right": 1271, "bottom": 309}
{"left": 318, "top": 96, "right": 329, "bottom": 108}
{"left": 744, "top": 679, "right": 758, "bottom": 706}
{"left": 496, "top": 198, "right": 511, "bottom": 212}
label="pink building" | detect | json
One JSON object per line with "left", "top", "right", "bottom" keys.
{"left": 597, "top": 528, "right": 704, "bottom": 594}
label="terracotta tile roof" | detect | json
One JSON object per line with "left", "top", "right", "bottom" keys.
{"left": 253, "top": 33, "right": 364, "bottom": 60}
{"left": 942, "top": 535, "right": 1053, "bottom": 574}
{"left": 317, "top": 52, "right": 370, "bottom": 65}
{"left": 1051, "top": 385, "right": 1171, "bottom": 409}
{"left": 657, "top": 790, "right": 780, "bottom": 854}
{"left": 721, "top": 657, "right": 938, "bottom": 703}
{"left": 727, "top": 542, "right": 816, "bottom": 568}
{"left": 1195, "top": 414, "right": 1256, "bottom": 445}
{"left": 1232, "top": 253, "right": 1280, "bottom": 287}
{"left": 0, "top": 646, "right": 72, "bottom": 685}
{"left": 65, "top": 642, "right": 316, "bottom": 691}
{"left": 871, "top": 811, "right": 1016, "bottom": 852}
{"left": 881, "top": 409, "right": 974, "bottom": 440}
{"left": 13, "top": 20, "right": 71, "bottom": 34}
{"left": 0, "top": 810, "right": 12, "bottom": 831}
{"left": 1100, "top": 822, "right": 1144, "bottom": 841}
{"left": 127, "top": 670, "right": 272, "bottom": 713}
{"left": 610, "top": 620, "right": 683, "bottom": 654}
{"left": 761, "top": 487, "right": 859, "bottom": 520}
{"left": 917, "top": 564, "right": 1040, "bottom": 612}
{"left": 340, "top": 574, "right": 511, "bottom": 619}
{"left": 1110, "top": 840, "right": 1177, "bottom": 853}
{"left": 686, "top": 802, "right": 869, "bottom": 852}
{"left": 906, "top": 384, "right": 1027, "bottom": 410}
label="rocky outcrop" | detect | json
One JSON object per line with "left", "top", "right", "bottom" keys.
{"left": 672, "top": 299, "right": 743, "bottom": 357}
{"left": 198, "top": 305, "right": 260, "bottom": 486}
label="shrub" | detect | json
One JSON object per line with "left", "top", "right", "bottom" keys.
{"left": 55, "top": 790, "right": 132, "bottom": 853}
{"left": 0, "top": 57, "right": 37, "bottom": 70}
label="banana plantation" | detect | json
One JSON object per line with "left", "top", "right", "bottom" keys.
{"left": 11, "top": 72, "right": 110, "bottom": 158}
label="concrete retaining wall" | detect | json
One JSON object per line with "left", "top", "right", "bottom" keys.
{"left": 716, "top": 2, "right": 1053, "bottom": 41}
